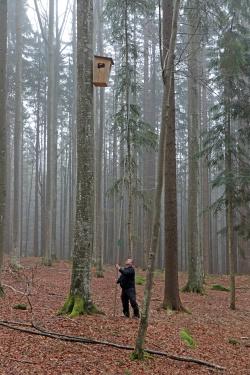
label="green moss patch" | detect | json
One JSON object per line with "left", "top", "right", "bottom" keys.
{"left": 13, "top": 303, "right": 27, "bottom": 310}
{"left": 135, "top": 275, "right": 146, "bottom": 285}
{"left": 211, "top": 284, "right": 230, "bottom": 292}
{"left": 180, "top": 328, "right": 197, "bottom": 348}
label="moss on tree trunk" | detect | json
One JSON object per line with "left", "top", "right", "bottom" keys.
{"left": 182, "top": 282, "right": 204, "bottom": 294}
{"left": 59, "top": 294, "right": 103, "bottom": 318}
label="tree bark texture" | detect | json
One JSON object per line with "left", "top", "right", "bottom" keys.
{"left": 163, "top": 0, "right": 183, "bottom": 311}
{"left": 60, "top": 0, "right": 96, "bottom": 317}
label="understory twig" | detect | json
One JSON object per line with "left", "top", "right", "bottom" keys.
{"left": 2, "top": 284, "right": 26, "bottom": 295}
{"left": 0, "top": 320, "right": 225, "bottom": 371}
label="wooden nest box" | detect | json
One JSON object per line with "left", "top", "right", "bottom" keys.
{"left": 93, "top": 55, "right": 114, "bottom": 87}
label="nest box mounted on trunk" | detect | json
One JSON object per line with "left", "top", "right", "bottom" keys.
{"left": 93, "top": 55, "right": 114, "bottom": 87}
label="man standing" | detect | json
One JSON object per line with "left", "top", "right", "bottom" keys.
{"left": 116, "top": 259, "right": 140, "bottom": 318}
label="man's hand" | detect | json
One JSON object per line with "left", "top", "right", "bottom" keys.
{"left": 115, "top": 264, "right": 120, "bottom": 270}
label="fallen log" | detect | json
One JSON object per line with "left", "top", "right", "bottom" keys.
{"left": 0, "top": 320, "right": 225, "bottom": 371}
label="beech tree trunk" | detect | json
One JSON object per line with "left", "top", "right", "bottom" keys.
{"left": 60, "top": 0, "right": 97, "bottom": 317}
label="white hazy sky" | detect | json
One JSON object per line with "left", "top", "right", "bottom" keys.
{"left": 27, "top": 0, "right": 72, "bottom": 42}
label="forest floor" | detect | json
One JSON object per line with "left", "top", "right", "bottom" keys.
{"left": 0, "top": 258, "right": 249, "bottom": 375}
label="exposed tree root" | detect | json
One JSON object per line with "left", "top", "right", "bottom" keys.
{"left": 0, "top": 320, "right": 225, "bottom": 371}
{"left": 162, "top": 302, "right": 190, "bottom": 314}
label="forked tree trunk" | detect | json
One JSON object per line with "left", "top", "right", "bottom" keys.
{"left": 134, "top": 0, "right": 180, "bottom": 358}
{"left": 0, "top": 0, "right": 7, "bottom": 295}
{"left": 60, "top": 0, "right": 98, "bottom": 317}
{"left": 163, "top": 0, "right": 184, "bottom": 311}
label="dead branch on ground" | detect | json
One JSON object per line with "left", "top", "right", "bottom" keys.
{"left": 0, "top": 319, "right": 225, "bottom": 371}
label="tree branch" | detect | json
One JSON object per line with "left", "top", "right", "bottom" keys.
{"left": 33, "top": 0, "right": 48, "bottom": 45}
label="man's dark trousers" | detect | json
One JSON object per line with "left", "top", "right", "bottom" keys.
{"left": 121, "top": 288, "right": 139, "bottom": 317}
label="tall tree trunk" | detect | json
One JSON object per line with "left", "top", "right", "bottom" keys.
{"left": 163, "top": 0, "right": 184, "bottom": 311}
{"left": 124, "top": 0, "right": 133, "bottom": 259}
{"left": 33, "top": 54, "right": 41, "bottom": 257}
{"left": 134, "top": 0, "right": 180, "bottom": 358}
{"left": 68, "top": 0, "right": 77, "bottom": 259}
{"left": 44, "top": 0, "right": 55, "bottom": 265}
{"left": 225, "top": 111, "right": 235, "bottom": 309}
{"left": 60, "top": 0, "right": 98, "bottom": 317}
{"left": 51, "top": 0, "right": 61, "bottom": 260}
{"left": 142, "top": 19, "right": 152, "bottom": 269}
{"left": 12, "top": 0, "right": 23, "bottom": 268}
{"left": 0, "top": 0, "right": 7, "bottom": 295}
{"left": 95, "top": 0, "right": 104, "bottom": 277}
{"left": 25, "top": 163, "right": 34, "bottom": 256}
{"left": 201, "top": 48, "right": 210, "bottom": 275}
{"left": 183, "top": 0, "right": 203, "bottom": 293}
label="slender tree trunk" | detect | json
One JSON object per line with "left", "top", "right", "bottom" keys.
{"left": 44, "top": 0, "right": 55, "bottom": 265}
{"left": 183, "top": 0, "right": 203, "bottom": 293}
{"left": 142, "top": 19, "right": 151, "bottom": 269}
{"left": 225, "top": 112, "right": 235, "bottom": 309}
{"left": 0, "top": 0, "right": 7, "bottom": 295}
{"left": 163, "top": 0, "right": 184, "bottom": 311}
{"left": 51, "top": 0, "right": 61, "bottom": 260}
{"left": 12, "top": 0, "right": 23, "bottom": 268}
{"left": 25, "top": 163, "right": 34, "bottom": 256}
{"left": 68, "top": 0, "right": 77, "bottom": 259}
{"left": 33, "top": 54, "right": 41, "bottom": 257}
{"left": 134, "top": 0, "right": 180, "bottom": 358}
{"left": 125, "top": 1, "right": 133, "bottom": 259}
{"left": 95, "top": 0, "right": 104, "bottom": 277}
{"left": 201, "top": 48, "right": 210, "bottom": 275}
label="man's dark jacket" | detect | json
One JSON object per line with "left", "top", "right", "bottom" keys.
{"left": 117, "top": 266, "right": 135, "bottom": 289}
